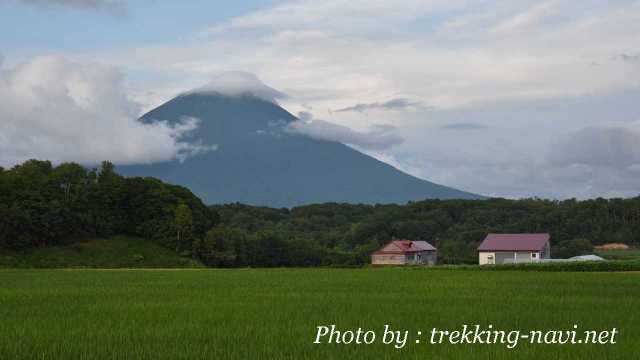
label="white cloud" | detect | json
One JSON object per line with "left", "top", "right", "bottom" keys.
{"left": 490, "top": 0, "right": 561, "bottom": 34}
{"left": 381, "top": 120, "right": 640, "bottom": 199}
{"left": 186, "top": 71, "right": 287, "bottom": 104}
{"left": 335, "top": 98, "right": 428, "bottom": 113}
{"left": 89, "top": 0, "right": 640, "bottom": 112}
{"left": 12, "top": 0, "right": 640, "bottom": 199}
{"left": 0, "top": 55, "right": 214, "bottom": 168}
{"left": 287, "top": 112, "right": 404, "bottom": 151}
{"left": 204, "top": 0, "right": 469, "bottom": 35}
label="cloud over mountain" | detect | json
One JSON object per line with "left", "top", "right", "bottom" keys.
{"left": 335, "top": 98, "right": 427, "bottom": 113}
{"left": 187, "top": 71, "right": 287, "bottom": 104}
{"left": 0, "top": 56, "right": 213, "bottom": 168}
{"left": 287, "top": 112, "right": 404, "bottom": 151}
{"left": 4, "top": 0, "right": 640, "bottom": 199}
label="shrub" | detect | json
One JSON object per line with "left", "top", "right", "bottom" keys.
{"left": 553, "top": 238, "right": 594, "bottom": 258}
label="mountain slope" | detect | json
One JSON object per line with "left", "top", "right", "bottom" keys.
{"left": 119, "top": 92, "right": 482, "bottom": 207}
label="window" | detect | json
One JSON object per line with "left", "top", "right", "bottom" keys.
{"left": 531, "top": 253, "right": 538, "bottom": 259}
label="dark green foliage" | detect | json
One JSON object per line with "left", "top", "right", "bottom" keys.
{"left": 174, "top": 202, "right": 194, "bottom": 250}
{"left": 193, "top": 225, "right": 248, "bottom": 267}
{"left": 210, "top": 196, "right": 640, "bottom": 266}
{"left": 596, "top": 249, "right": 640, "bottom": 260}
{"left": 438, "top": 239, "right": 477, "bottom": 264}
{"left": 2, "top": 159, "right": 640, "bottom": 268}
{"left": 0, "top": 160, "right": 212, "bottom": 252}
{"left": 553, "top": 238, "right": 594, "bottom": 258}
{"left": 483, "top": 260, "right": 640, "bottom": 272}
{"left": 0, "top": 236, "right": 203, "bottom": 268}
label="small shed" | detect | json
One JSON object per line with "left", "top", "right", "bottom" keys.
{"left": 478, "top": 233, "right": 550, "bottom": 265}
{"left": 371, "top": 240, "right": 437, "bottom": 266}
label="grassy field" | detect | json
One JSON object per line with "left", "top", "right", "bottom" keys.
{"left": 0, "top": 269, "right": 637, "bottom": 359}
{"left": 0, "top": 236, "right": 203, "bottom": 268}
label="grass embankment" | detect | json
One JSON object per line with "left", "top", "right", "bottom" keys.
{"left": 0, "top": 236, "right": 203, "bottom": 268}
{"left": 0, "top": 268, "right": 637, "bottom": 359}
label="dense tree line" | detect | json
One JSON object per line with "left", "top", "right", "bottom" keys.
{"left": 2, "top": 160, "right": 639, "bottom": 266}
{"left": 207, "top": 198, "right": 640, "bottom": 265}
{"left": 0, "top": 160, "right": 212, "bottom": 252}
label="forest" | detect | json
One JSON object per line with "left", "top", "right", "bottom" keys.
{"left": 1, "top": 160, "right": 639, "bottom": 266}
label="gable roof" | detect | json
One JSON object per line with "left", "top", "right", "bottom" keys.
{"left": 373, "top": 240, "right": 436, "bottom": 255}
{"left": 478, "top": 233, "right": 550, "bottom": 251}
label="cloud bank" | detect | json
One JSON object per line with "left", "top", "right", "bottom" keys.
{"left": 0, "top": 56, "right": 213, "bottom": 168}
{"left": 551, "top": 127, "right": 640, "bottom": 169}
{"left": 387, "top": 121, "right": 640, "bottom": 199}
{"left": 287, "top": 112, "right": 404, "bottom": 151}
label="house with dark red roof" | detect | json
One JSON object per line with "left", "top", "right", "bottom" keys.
{"left": 371, "top": 240, "right": 437, "bottom": 265}
{"left": 477, "top": 233, "right": 550, "bottom": 265}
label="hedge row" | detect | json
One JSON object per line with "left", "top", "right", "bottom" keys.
{"left": 481, "top": 260, "right": 640, "bottom": 272}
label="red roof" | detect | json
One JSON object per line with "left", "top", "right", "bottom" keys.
{"left": 373, "top": 240, "right": 436, "bottom": 255}
{"left": 478, "top": 233, "right": 550, "bottom": 251}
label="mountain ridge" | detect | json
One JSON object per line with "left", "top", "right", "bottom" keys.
{"left": 119, "top": 92, "right": 483, "bottom": 207}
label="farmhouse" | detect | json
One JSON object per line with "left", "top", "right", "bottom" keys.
{"left": 478, "top": 233, "right": 550, "bottom": 265}
{"left": 371, "top": 240, "right": 437, "bottom": 265}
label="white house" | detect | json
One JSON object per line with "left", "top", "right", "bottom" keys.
{"left": 478, "top": 233, "right": 550, "bottom": 265}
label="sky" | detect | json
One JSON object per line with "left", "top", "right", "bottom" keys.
{"left": 1, "top": 0, "right": 640, "bottom": 199}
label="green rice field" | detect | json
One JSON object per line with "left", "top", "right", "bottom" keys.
{"left": 0, "top": 268, "right": 638, "bottom": 359}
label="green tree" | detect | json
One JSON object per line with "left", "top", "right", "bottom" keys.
{"left": 554, "top": 238, "right": 593, "bottom": 258}
{"left": 193, "top": 225, "right": 248, "bottom": 267}
{"left": 174, "top": 203, "right": 193, "bottom": 250}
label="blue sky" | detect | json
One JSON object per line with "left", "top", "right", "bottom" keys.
{"left": 1, "top": 0, "right": 640, "bottom": 199}
{"left": 0, "top": 1, "right": 274, "bottom": 54}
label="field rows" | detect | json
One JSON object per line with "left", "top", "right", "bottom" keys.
{"left": 0, "top": 269, "right": 638, "bottom": 359}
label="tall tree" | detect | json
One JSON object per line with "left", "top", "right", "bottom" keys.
{"left": 174, "top": 203, "right": 193, "bottom": 250}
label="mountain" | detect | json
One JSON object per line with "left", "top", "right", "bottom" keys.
{"left": 119, "top": 92, "right": 483, "bottom": 207}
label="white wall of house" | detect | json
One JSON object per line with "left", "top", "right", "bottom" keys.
{"left": 479, "top": 251, "right": 542, "bottom": 265}
{"left": 372, "top": 251, "right": 437, "bottom": 265}
{"left": 371, "top": 254, "right": 406, "bottom": 265}
{"left": 479, "top": 252, "right": 495, "bottom": 265}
